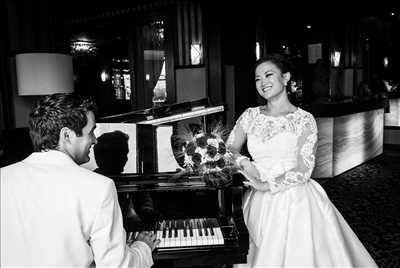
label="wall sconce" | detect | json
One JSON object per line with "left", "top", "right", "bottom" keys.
{"left": 330, "top": 50, "right": 341, "bottom": 67}
{"left": 383, "top": 57, "right": 389, "bottom": 68}
{"left": 15, "top": 53, "right": 74, "bottom": 96}
{"left": 100, "top": 70, "right": 109, "bottom": 82}
{"left": 70, "top": 33, "right": 97, "bottom": 55}
{"left": 190, "top": 43, "right": 202, "bottom": 65}
{"left": 70, "top": 40, "right": 97, "bottom": 55}
{"left": 255, "top": 42, "right": 260, "bottom": 60}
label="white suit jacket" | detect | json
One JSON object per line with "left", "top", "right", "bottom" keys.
{"left": 0, "top": 150, "right": 153, "bottom": 267}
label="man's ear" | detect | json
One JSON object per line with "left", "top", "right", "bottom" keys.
{"left": 59, "top": 127, "right": 73, "bottom": 143}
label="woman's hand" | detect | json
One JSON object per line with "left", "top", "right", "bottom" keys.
{"left": 237, "top": 159, "right": 270, "bottom": 192}
{"left": 243, "top": 175, "right": 271, "bottom": 192}
{"left": 240, "top": 158, "right": 260, "bottom": 180}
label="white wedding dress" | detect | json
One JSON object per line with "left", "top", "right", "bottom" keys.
{"left": 228, "top": 107, "right": 377, "bottom": 268}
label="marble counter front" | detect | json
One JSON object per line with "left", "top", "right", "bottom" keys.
{"left": 303, "top": 100, "right": 384, "bottom": 178}
{"left": 384, "top": 97, "right": 400, "bottom": 127}
{"left": 383, "top": 96, "right": 400, "bottom": 146}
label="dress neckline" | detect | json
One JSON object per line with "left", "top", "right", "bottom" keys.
{"left": 257, "top": 106, "right": 300, "bottom": 119}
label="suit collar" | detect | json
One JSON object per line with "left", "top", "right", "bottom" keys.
{"left": 23, "top": 150, "right": 77, "bottom": 166}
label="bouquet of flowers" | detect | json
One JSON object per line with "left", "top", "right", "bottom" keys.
{"left": 175, "top": 123, "right": 237, "bottom": 186}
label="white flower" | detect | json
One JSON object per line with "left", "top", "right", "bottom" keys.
{"left": 207, "top": 138, "right": 219, "bottom": 148}
{"left": 194, "top": 133, "right": 204, "bottom": 139}
{"left": 195, "top": 147, "right": 207, "bottom": 157}
{"left": 184, "top": 153, "right": 194, "bottom": 167}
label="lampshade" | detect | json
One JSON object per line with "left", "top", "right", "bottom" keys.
{"left": 15, "top": 53, "right": 74, "bottom": 96}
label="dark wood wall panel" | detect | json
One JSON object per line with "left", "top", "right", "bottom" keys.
{"left": 176, "top": 0, "right": 203, "bottom": 66}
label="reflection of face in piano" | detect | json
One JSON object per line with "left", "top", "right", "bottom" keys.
{"left": 93, "top": 130, "right": 129, "bottom": 175}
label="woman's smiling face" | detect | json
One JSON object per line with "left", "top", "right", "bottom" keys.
{"left": 255, "top": 61, "right": 290, "bottom": 101}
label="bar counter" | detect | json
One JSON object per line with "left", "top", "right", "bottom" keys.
{"left": 302, "top": 99, "right": 384, "bottom": 178}
{"left": 385, "top": 92, "right": 400, "bottom": 127}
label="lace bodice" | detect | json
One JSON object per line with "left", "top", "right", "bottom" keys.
{"left": 227, "top": 107, "right": 318, "bottom": 193}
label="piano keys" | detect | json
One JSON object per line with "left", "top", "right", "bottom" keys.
{"left": 128, "top": 218, "right": 228, "bottom": 249}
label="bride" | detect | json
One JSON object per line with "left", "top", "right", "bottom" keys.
{"left": 227, "top": 54, "right": 377, "bottom": 267}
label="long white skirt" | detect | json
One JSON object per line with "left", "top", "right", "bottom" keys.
{"left": 234, "top": 180, "right": 377, "bottom": 268}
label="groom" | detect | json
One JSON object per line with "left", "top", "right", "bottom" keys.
{"left": 1, "top": 93, "right": 159, "bottom": 267}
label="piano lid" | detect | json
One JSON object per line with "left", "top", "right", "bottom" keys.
{"left": 137, "top": 105, "right": 224, "bottom": 125}
{"left": 98, "top": 98, "right": 224, "bottom": 124}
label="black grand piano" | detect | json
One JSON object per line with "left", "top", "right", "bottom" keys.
{"left": 95, "top": 99, "right": 249, "bottom": 267}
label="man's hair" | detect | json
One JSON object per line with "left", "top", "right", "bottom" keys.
{"left": 254, "top": 53, "right": 293, "bottom": 74}
{"left": 28, "top": 93, "right": 97, "bottom": 151}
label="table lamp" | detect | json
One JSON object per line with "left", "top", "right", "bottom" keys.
{"left": 15, "top": 53, "right": 74, "bottom": 96}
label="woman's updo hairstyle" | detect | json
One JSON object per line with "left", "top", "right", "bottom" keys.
{"left": 254, "top": 53, "right": 293, "bottom": 75}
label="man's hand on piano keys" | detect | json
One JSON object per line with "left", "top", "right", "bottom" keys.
{"left": 127, "top": 218, "right": 226, "bottom": 250}
{"left": 132, "top": 231, "right": 161, "bottom": 251}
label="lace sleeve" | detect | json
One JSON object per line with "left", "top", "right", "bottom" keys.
{"left": 267, "top": 113, "right": 318, "bottom": 194}
{"left": 226, "top": 108, "right": 253, "bottom": 157}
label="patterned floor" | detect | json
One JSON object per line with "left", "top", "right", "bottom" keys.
{"left": 318, "top": 148, "right": 400, "bottom": 268}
